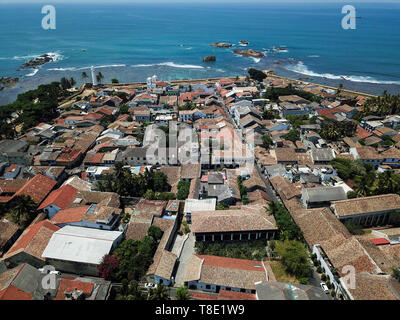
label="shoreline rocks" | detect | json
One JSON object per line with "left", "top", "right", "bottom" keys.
{"left": 233, "top": 49, "right": 264, "bottom": 58}
{"left": 0, "top": 77, "right": 19, "bottom": 88}
{"left": 203, "top": 55, "right": 216, "bottom": 62}
{"left": 210, "top": 42, "right": 232, "bottom": 48}
{"left": 239, "top": 40, "right": 249, "bottom": 46}
{"left": 19, "top": 54, "right": 55, "bottom": 69}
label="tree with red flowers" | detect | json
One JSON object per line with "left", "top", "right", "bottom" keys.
{"left": 98, "top": 254, "right": 120, "bottom": 281}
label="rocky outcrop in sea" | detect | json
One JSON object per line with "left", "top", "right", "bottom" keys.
{"left": 203, "top": 55, "right": 216, "bottom": 62}
{"left": 19, "top": 54, "right": 55, "bottom": 69}
{"left": 233, "top": 49, "right": 264, "bottom": 58}
{"left": 210, "top": 42, "right": 232, "bottom": 48}
{"left": 0, "top": 77, "right": 19, "bottom": 89}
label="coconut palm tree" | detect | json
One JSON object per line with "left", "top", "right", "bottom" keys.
{"left": 175, "top": 286, "right": 191, "bottom": 300}
{"left": 9, "top": 195, "right": 37, "bottom": 228}
{"left": 267, "top": 201, "right": 279, "bottom": 216}
{"left": 336, "top": 83, "right": 343, "bottom": 96}
{"left": 354, "top": 174, "right": 374, "bottom": 197}
{"left": 96, "top": 72, "right": 104, "bottom": 84}
{"left": 148, "top": 282, "right": 170, "bottom": 300}
{"left": 81, "top": 72, "right": 88, "bottom": 80}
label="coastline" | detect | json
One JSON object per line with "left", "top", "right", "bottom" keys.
{"left": 99, "top": 73, "right": 377, "bottom": 98}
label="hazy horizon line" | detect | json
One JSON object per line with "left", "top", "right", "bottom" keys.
{"left": 1, "top": 0, "right": 398, "bottom": 3}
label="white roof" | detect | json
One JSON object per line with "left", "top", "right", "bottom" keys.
{"left": 184, "top": 198, "right": 216, "bottom": 213}
{"left": 42, "top": 226, "right": 123, "bottom": 265}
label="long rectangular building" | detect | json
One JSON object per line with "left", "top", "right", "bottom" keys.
{"left": 330, "top": 194, "right": 400, "bottom": 227}
{"left": 191, "top": 205, "right": 277, "bottom": 242}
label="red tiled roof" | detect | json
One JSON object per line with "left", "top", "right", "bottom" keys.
{"left": 4, "top": 220, "right": 60, "bottom": 259}
{"left": 356, "top": 125, "right": 372, "bottom": 139}
{"left": 6, "top": 164, "right": 19, "bottom": 172}
{"left": 54, "top": 278, "right": 94, "bottom": 300}
{"left": 95, "top": 107, "right": 113, "bottom": 116}
{"left": 196, "top": 255, "right": 264, "bottom": 272}
{"left": 0, "top": 196, "right": 12, "bottom": 203}
{"left": 83, "top": 113, "right": 103, "bottom": 120}
{"left": 369, "top": 238, "right": 390, "bottom": 246}
{"left": 190, "top": 292, "right": 216, "bottom": 300}
{"left": 317, "top": 108, "right": 337, "bottom": 119}
{"left": 51, "top": 206, "right": 89, "bottom": 224}
{"left": 217, "top": 290, "right": 257, "bottom": 300}
{"left": 372, "top": 130, "right": 383, "bottom": 137}
{"left": 117, "top": 114, "right": 129, "bottom": 121}
{"left": 12, "top": 174, "right": 57, "bottom": 205}
{"left": 55, "top": 118, "right": 66, "bottom": 125}
{"left": 56, "top": 148, "right": 82, "bottom": 163}
{"left": 0, "top": 285, "right": 33, "bottom": 300}
{"left": 38, "top": 185, "right": 78, "bottom": 210}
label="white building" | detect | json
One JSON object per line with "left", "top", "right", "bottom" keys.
{"left": 42, "top": 226, "right": 123, "bottom": 276}
{"left": 184, "top": 198, "right": 216, "bottom": 223}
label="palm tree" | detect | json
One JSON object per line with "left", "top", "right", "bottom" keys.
{"left": 336, "top": 83, "right": 343, "bottom": 96}
{"left": 148, "top": 282, "right": 170, "bottom": 300}
{"left": 9, "top": 195, "right": 37, "bottom": 228}
{"left": 96, "top": 72, "right": 104, "bottom": 84}
{"left": 175, "top": 286, "right": 191, "bottom": 300}
{"left": 70, "top": 77, "right": 76, "bottom": 87}
{"left": 354, "top": 174, "right": 375, "bottom": 197}
{"left": 266, "top": 201, "right": 279, "bottom": 216}
{"left": 82, "top": 72, "right": 88, "bottom": 80}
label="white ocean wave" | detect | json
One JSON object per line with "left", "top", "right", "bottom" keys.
{"left": 11, "top": 51, "right": 64, "bottom": 62}
{"left": 95, "top": 64, "right": 126, "bottom": 69}
{"left": 251, "top": 57, "right": 261, "bottom": 63}
{"left": 131, "top": 62, "right": 204, "bottom": 69}
{"left": 285, "top": 61, "right": 400, "bottom": 85}
{"left": 48, "top": 64, "right": 126, "bottom": 72}
{"left": 308, "top": 55, "right": 320, "bottom": 58}
{"left": 48, "top": 67, "right": 78, "bottom": 71}
{"left": 25, "top": 68, "right": 39, "bottom": 77}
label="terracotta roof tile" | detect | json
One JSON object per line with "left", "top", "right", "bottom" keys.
{"left": 12, "top": 174, "right": 57, "bottom": 205}
{"left": 38, "top": 185, "right": 78, "bottom": 210}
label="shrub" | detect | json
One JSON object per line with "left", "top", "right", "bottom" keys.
{"left": 321, "top": 273, "right": 327, "bottom": 281}
{"left": 248, "top": 68, "right": 266, "bottom": 82}
{"left": 326, "top": 280, "right": 332, "bottom": 289}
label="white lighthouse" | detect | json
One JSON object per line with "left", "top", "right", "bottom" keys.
{"left": 91, "top": 66, "right": 97, "bottom": 86}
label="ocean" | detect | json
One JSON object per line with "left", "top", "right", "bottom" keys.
{"left": 0, "top": 2, "right": 400, "bottom": 104}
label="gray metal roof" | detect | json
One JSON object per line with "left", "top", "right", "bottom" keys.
{"left": 42, "top": 226, "right": 123, "bottom": 265}
{"left": 311, "top": 148, "right": 335, "bottom": 162}
{"left": 302, "top": 186, "right": 346, "bottom": 203}
{"left": 184, "top": 198, "right": 216, "bottom": 213}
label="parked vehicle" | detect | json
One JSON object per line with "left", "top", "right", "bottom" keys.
{"left": 38, "top": 268, "right": 61, "bottom": 276}
{"left": 145, "top": 283, "right": 157, "bottom": 289}
{"left": 49, "top": 271, "right": 62, "bottom": 276}
{"left": 320, "top": 282, "right": 329, "bottom": 293}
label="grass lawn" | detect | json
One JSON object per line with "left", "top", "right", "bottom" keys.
{"left": 269, "top": 261, "right": 299, "bottom": 284}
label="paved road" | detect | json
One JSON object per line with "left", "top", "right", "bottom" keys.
{"left": 309, "top": 265, "right": 332, "bottom": 300}
{"left": 173, "top": 233, "right": 195, "bottom": 286}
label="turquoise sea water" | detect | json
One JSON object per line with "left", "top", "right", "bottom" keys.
{"left": 0, "top": 2, "right": 400, "bottom": 104}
